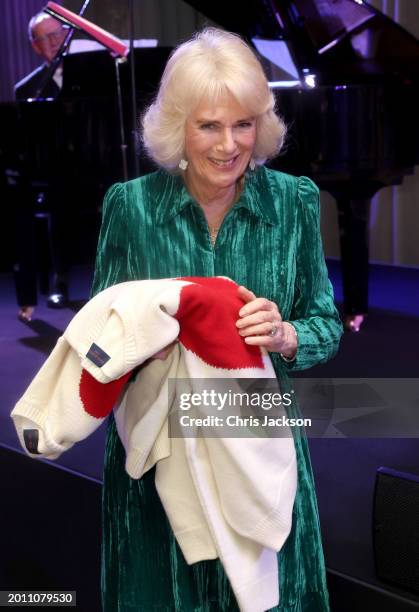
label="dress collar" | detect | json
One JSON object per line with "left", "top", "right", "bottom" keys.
{"left": 155, "top": 165, "right": 279, "bottom": 226}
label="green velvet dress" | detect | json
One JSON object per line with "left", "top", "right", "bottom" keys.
{"left": 91, "top": 165, "right": 343, "bottom": 611}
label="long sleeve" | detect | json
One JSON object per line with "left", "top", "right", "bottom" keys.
{"left": 279, "top": 176, "right": 343, "bottom": 371}
{"left": 91, "top": 183, "right": 132, "bottom": 297}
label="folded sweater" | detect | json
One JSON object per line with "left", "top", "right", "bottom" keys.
{"left": 11, "top": 276, "right": 297, "bottom": 612}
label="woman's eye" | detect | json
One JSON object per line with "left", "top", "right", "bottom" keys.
{"left": 199, "top": 121, "right": 254, "bottom": 131}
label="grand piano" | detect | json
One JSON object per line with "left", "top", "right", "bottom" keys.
{"left": 186, "top": 0, "right": 419, "bottom": 328}
{"left": 1, "top": 0, "right": 418, "bottom": 328}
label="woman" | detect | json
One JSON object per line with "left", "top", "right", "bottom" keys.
{"left": 92, "top": 27, "right": 343, "bottom": 611}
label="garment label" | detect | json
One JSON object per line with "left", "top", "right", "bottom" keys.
{"left": 23, "top": 429, "right": 41, "bottom": 454}
{"left": 86, "top": 343, "right": 110, "bottom": 367}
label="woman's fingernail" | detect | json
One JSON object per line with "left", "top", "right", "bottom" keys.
{"left": 239, "top": 308, "right": 247, "bottom": 316}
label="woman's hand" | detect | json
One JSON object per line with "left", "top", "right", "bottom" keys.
{"left": 236, "top": 286, "right": 297, "bottom": 359}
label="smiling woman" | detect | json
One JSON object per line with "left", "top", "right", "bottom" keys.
{"left": 182, "top": 94, "right": 257, "bottom": 227}
{"left": 142, "top": 28, "right": 286, "bottom": 171}
{"left": 93, "top": 26, "right": 343, "bottom": 612}
{"left": 141, "top": 28, "right": 286, "bottom": 246}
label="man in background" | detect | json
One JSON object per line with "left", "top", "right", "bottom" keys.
{"left": 15, "top": 12, "right": 68, "bottom": 100}
{"left": 14, "top": 12, "right": 70, "bottom": 320}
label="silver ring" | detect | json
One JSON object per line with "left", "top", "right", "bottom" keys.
{"left": 269, "top": 325, "right": 278, "bottom": 337}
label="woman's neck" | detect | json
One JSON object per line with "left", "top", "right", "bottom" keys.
{"left": 184, "top": 176, "right": 234, "bottom": 208}
{"left": 183, "top": 173, "right": 244, "bottom": 223}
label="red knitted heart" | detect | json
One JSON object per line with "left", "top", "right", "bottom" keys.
{"left": 176, "top": 277, "right": 264, "bottom": 370}
{"left": 79, "top": 369, "right": 132, "bottom": 418}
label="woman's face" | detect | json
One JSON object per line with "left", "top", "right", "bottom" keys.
{"left": 184, "top": 93, "right": 257, "bottom": 196}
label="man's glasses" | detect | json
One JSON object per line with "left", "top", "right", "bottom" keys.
{"left": 33, "top": 26, "right": 69, "bottom": 44}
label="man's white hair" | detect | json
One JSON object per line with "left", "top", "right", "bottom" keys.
{"left": 28, "top": 11, "right": 56, "bottom": 41}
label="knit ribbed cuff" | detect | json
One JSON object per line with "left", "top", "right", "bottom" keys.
{"left": 11, "top": 400, "right": 72, "bottom": 459}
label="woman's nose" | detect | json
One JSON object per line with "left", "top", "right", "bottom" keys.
{"left": 218, "top": 128, "right": 237, "bottom": 153}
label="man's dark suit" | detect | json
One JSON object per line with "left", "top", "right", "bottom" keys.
{"left": 14, "top": 63, "right": 60, "bottom": 100}
{"left": 13, "top": 63, "right": 69, "bottom": 307}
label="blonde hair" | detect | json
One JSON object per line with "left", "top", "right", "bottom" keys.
{"left": 142, "top": 27, "right": 286, "bottom": 172}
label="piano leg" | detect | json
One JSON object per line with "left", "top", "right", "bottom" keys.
{"left": 335, "top": 197, "right": 370, "bottom": 331}
{"left": 13, "top": 192, "right": 38, "bottom": 310}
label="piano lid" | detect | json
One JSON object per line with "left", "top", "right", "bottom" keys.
{"left": 186, "top": 0, "right": 419, "bottom": 85}
{"left": 286, "top": 0, "right": 374, "bottom": 54}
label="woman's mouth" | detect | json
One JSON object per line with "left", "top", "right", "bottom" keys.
{"left": 208, "top": 155, "right": 239, "bottom": 168}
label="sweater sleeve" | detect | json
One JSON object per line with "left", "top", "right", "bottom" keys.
{"left": 277, "top": 176, "right": 343, "bottom": 372}
{"left": 91, "top": 183, "right": 133, "bottom": 297}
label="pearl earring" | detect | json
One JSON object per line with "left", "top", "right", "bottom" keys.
{"left": 179, "top": 159, "right": 188, "bottom": 171}
{"left": 249, "top": 158, "right": 256, "bottom": 171}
